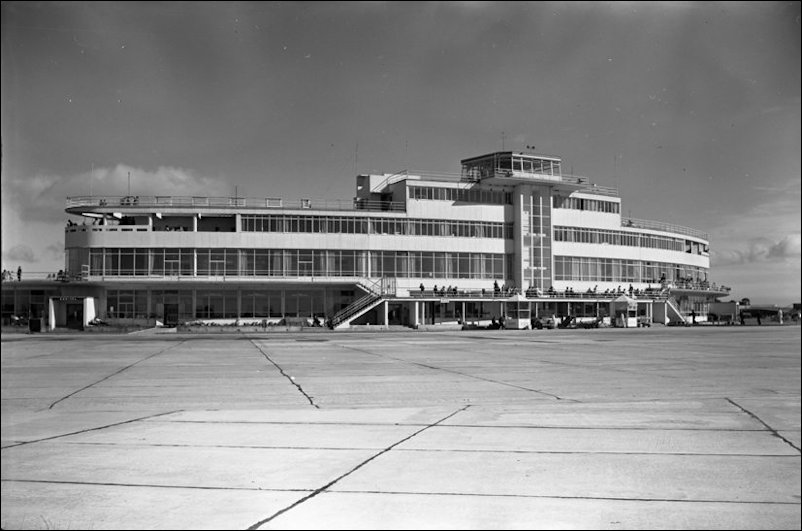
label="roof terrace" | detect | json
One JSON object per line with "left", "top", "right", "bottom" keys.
{"left": 65, "top": 196, "right": 405, "bottom": 213}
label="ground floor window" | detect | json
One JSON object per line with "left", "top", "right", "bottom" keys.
{"left": 94, "top": 286, "right": 356, "bottom": 323}
{"left": 106, "top": 290, "right": 148, "bottom": 319}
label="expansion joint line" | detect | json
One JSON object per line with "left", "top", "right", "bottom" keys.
{"left": 725, "top": 398, "right": 801, "bottom": 453}
{"left": 246, "top": 405, "right": 471, "bottom": 530}
{"left": 249, "top": 340, "right": 319, "bottom": 409}
{"left": 1, "top": 410, "right": 182, "bottom": 450}
{"left": 342, "top": 344, "right": 568, "bottom": 401}
{"left": 47, "top": 340, "right": 186, "bottom": 410}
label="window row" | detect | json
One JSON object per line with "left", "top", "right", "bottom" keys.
{"left": 554, "top": 227, "right": 685, "bottom": 251}
{"left": 368, "top": 251, "right": 508, "bottom": 279}
{"left": 553, "top": 196, "right": 620, "bottom": 213}
{"left": 685, "top": 240, "right": 709, "bottom": 255}
{"left": 105, "top": 288, "right": 335, "bottom": 320}
{"left": 241, "top": 215, "right": 512, "bottom": 239}
{"left": 553, "top": 256, "right": 708, "bottom": 284}
{"left": 88, "top": 248, "right": 510, "bottom": 280}
{"left": 408, "top": 186, "right": 512, "bottom": 205}
{"left": 461, "top": 155, "right": 561, "bottom": 181}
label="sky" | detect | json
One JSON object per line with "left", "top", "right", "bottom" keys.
{"left": 2, "top": 1, "right": 800, "bottom": 305}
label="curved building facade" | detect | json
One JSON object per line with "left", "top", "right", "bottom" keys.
{"left": 2, "top": 151, "right": 731, "bottom": 330}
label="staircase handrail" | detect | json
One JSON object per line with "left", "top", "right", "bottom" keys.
{"left": 331, "top": 292, "right": 381, "bottom": 327}
{"left": 665, "top": 296, "right": 685, "bottom": 323}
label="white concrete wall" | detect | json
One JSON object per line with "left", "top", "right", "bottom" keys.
{"left": 552, "top": 208, "right": 623, "bottom": 230}
{"left": 405, "top": 200, "right": 509, "bottom": 221}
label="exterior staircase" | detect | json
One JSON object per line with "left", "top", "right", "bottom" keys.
{"left": 329, "top": 278, "right": 397, "bottom": 329}
{"left": 665, "top": 296, "right": 686, "bottom": 325}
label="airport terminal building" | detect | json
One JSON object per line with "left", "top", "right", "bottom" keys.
{"left": 2, "top": 150, "right": 732, "bottom": 330}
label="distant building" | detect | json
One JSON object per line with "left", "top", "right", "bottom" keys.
{"left": 2, "top": 150, "right": 731, "bottom": 330}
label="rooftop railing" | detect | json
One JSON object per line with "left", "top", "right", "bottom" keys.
{"left": 369, "top": 169, "right": 621, "bottom": 197}
{"left": 66, "top": 196, "right": 405, "bottom": 212}
{"left": 0, "top": 270, "right": 85, "bottom": 282}
{"left": 562, "top": 176, "right": 619, "bottom": 197}
{"left": 622, "top": 217, "right": 709, "bottom": 240}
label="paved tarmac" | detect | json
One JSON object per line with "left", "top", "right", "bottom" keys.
{"left": 2, "top": 326, "right": 800, "bottom": 529}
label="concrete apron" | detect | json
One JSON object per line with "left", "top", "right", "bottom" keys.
{"left": 2, "top": 400, "right": 799, "bottom": 530}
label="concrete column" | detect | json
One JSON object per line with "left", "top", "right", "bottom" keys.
{"left": 48, "top": 298, "right": 56, "bottom": 331}
{"left": 413, "top": 301, "right": 420, "bottom": 327}
{"left": 512, "top": 185, "right": 525, "bottom": 289}
{"left": 84, "top": 297, "right": 96, "bottom": 326}
{"left": 237, "top": 288, "right": 241, "bottom": 321}
{"left": 383, "top": 300, "right": 389, "bottom": 326}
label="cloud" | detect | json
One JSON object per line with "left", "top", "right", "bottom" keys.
{"left": 44, "top": 243, "right": 63, "bottom": 262}
{"left": 2, "top": 164, "right": 232, "bottom": 225}
{"left": 769, "top": 233, "right": 802, "bottom": 259}
{"left": 2, "top": 245, "right": 36, "bottom": 263}
{"left": 712, "top": 233, "right": 801, "bottom": 266}
{"left": 1, "top": 164, "right": 232, "bottom": 272}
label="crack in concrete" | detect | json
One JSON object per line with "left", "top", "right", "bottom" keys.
{"left": 46, "top": 341, "right": 185, "bottom": 410}
{"left": 250, "top": 340, "right": 319, "bottom": 409}
{"left": 341, "top": 344, "right": 571, "bottom": 401}
{"left": 0, "top": 410, "right": 182, "bottom": 450}
{"left": 725, "top": 398, "right": 801, "bottom": 453}
{"left": 246, "top": 405, "right": 472, "bottom": 530}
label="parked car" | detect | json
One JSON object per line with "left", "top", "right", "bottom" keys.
{"left": 637, "top": 316, "right": 652, "bottom": 327}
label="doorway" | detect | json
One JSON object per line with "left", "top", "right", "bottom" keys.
{"left": 66, "top": 302, "right": 84, "bottom": 330}
{"left": 163, "top": 304, "right": 179, "bottom": 326}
